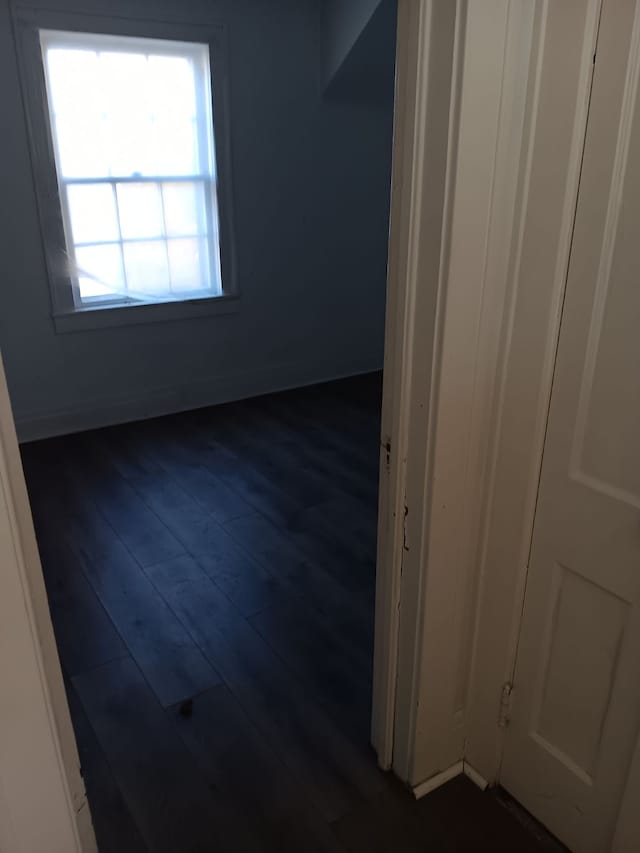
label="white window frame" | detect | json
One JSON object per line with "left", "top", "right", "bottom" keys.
{"left": 14, "top": 8, "right": 238, "bottom": 333}
{"left": 40, "top": 31, "right": 221, "bottom": 309}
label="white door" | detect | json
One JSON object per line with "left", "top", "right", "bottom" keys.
{"left": 500, "top": 1, "right": 640, "bottom": 850}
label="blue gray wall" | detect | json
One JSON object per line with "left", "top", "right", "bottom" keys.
{"left": 322, "top": 0, "right": 381, "bottom": 85}
{"left": 0, "top": 0, "right": 395, "bottom": 440}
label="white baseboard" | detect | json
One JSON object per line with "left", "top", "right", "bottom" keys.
{"left": 463, "top": 760, "right": 489, "bottom": 791}
{"left": 412, "top": 758, "right": 489, "bottom": 800}
{"left": 412, "top": 762, "right": 464, "bottom": 799}
{"left": 14, "top": 359, "right": 382, "bottom": 443}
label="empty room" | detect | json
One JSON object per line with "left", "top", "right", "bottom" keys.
{"left": 2, "top": 2, "right": 639, "bottom": 853}
{"left": 1, "top": 0, "right": 398, "bottom": 849}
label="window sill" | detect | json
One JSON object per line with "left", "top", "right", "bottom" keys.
{"left": 53, "top": 293, "right": 240, "bottom": 334}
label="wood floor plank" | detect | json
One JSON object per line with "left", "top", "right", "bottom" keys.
{"left": 64, "top": 435, "right": 185, "bottom": 568}
{"left": 331, "top": 784, "right": 444, "bottom": 853}
{"left": 109, "top": 468, "right": 216, "bottom": 545}
{"left": 188, "top": 421, "right": 303, "bottom": 524}
{"left": 112, "top": 466, "right": 240, "bottom": 558}
{"left": 144, "top": 552, "right": 286, "bottom": 618}
{"left": 73, "top": 658, "right": 264, "bottom": 853}
{"left": 246, "top": 396, "right": 380, "bottom": 508}
{"left": 196, "top": 405, "right": 331, "bottom": 510}
{"left": 278, "top": 504, "right": 376, "bottom": 600}
{"left": 66, "top": 681, "right": 149, "bottom": 853}
{"left": 169, "top": 684, "right": 343, "bottom": 853}
{"left": 78, "top": 546, "right": 221, "bottom": 707}
{"left": 258, "top": 393, "right": 380, "bottom": 485}
{"left": 62, "top": 496, "right": 220, "bottom": 707}
{"left": 155, "top": 574, "right": 385, "bottom": 822}
{"left": 36, "top": 532, "right": 127, "bottom": 677}
{"left": 94, "top": 431, "right": 294, "bottom": 617}
{"left": 224, "top": 512, "right": 374, "bottom": 664}
{"left": 300, "top": 495, "right": 378, "bottom": 561}
{"left": 216, "top": 402, "right": 378, "bottom": 572}
{"left": 250, "top": 600, "right": 372, "bottom": 738}
{"left": 132, "top": 417, "right": 255, "bottom": 525}
{"left": 114, "top": 470, "right": 291, "bottom": 612}
{"left": 93, "top": 422, "right": 165, "bottom": 481}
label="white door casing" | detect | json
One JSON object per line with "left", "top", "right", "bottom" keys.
{"left": 372, "top": 0, "right": 460, "bottom": 776}
{"left": 500, "top": 1, "right": 640, "bottom": 850}
{"left": 465, "top": 0, "right": 603, "bottom": 784}
{"left": 0, "top": 351, "right": 95, "bottom": 853}
{"left": 374, "top": 0, "right": 543, "bottom": 789}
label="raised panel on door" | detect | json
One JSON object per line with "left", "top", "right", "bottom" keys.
{"left": 500, "top": 1, "right": 640, "bottom": 850}
{"left": 534, "top": 565, "right": 629, "bottom": 784}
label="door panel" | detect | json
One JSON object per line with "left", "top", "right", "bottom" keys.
{"left": 534, "top": 565, "right": 629, "bottom": 782}
{"left": 501, "top": 1, "right": 640, "bottom": 850}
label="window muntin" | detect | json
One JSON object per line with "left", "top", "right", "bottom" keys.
{"left": 40, "top": 30, "right": 222, "bottom": 307}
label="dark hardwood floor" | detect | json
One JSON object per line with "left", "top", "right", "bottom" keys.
{"left": 21, "top": 373, "right": 558, "bottom": 852}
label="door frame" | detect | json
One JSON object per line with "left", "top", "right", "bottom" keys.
{"left": 0, "top": 352, "right": 96, "bottom": 853}
{"left": 463, "top": 0, "right": 603, "bottom": 785}
{"left": 373, "top": 0, "right": 543, "bottom": 785}
{"left": 372, "top": 0, "right": 461, "bottom": 774}
{"left": 1, "top": 2, "right": 529, "bottom": 833}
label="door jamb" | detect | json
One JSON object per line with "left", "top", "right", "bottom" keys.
{"left": 0, "top": 353, "right": 96, "bottom": 852}
{"left": 372, "top": 0, "right": 462, "bottom": 774}
{"left": 373, "top": 0, "right": 540, "bottom": 785}
{"left": 463, "top": 0, "right": 603, "bottom": 785}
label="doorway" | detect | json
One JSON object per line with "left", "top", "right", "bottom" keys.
{"left": 2, "top": 1, "right": 399, "bottom": 849}
{"left": 5, "top": 0, "right": 633, "bottom": 850}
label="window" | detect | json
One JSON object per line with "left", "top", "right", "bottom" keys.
{"left": 15, "top": 10, "right": 237, "bottom": 330}
{"left": 39, "top": 30, "right": 222, "bottom": 310}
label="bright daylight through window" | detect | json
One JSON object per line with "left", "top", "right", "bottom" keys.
{"left": 40, "top": 30, "right": 222, "bottom": 307}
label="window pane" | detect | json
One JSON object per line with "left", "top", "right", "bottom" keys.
{"left": 98, "top": 51, "right": 152, "bottom": 176}
{"left": 67, "top": 184, "right": 119, "bottom": 245}
{"left": 147, "top": 55, "right": 196, "bottom": 120}
{"left": 150, "top": 117, "right": 198, "bottom": 176}
{"left": 123, "top": 241, "right": 170, "bottom": 296}
{"left": 45, "top": 49, "right": 101, "bottom": 117}
{"left": 46, "top": 49, "right": 109, "bottom": 178}
{"left": 167, "top": 238, "right": 208, "bottom": 291}
{"left": 116, "top": 183, "right": 163, "bottom": 240}
{"left": 99, "top": 51, "right": 148, "bottom": 113}
{"left": 75, "top": 244, "right": 124, "bottom": 299}
{"left": 103, "top": 113, "right": 154, "bottom": 177}
{"left": 53, "top": 115, "right": 109, "bottom": 178}
{"left": 162, "top": 181, "right": 205, "bottom": 236}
